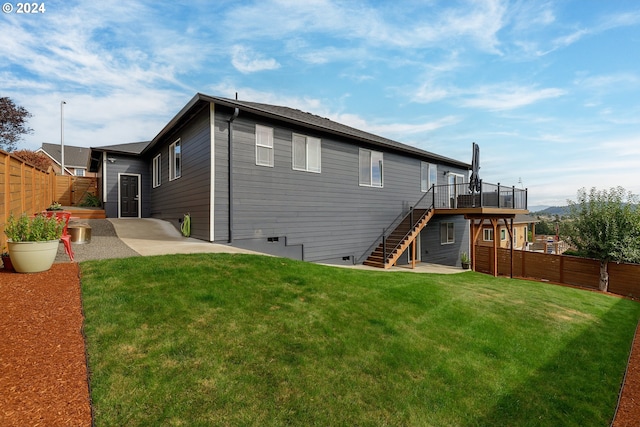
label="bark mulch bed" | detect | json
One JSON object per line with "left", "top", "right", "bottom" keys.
{"left": 0, "top": 262, "right": 638, "bottom": 426}
{"left": 0, "top": 263, "right": 91, "bottom": 427}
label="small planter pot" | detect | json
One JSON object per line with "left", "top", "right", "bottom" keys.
{"left": 7, "top": 240, "right": 59, "bottom": 273}
{"left": 461, "top": 262, "right": 470, "bottom": 270}
{"left": 1, "top": 255, "right": 13, "bottom": 271}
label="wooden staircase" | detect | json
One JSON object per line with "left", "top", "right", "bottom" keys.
{"left": 363, "top": 208, "right": 434, "bottom": 268}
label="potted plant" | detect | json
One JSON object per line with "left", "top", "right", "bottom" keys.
{"left": 46, "top": 201, "right": 63, "bottom": 211}
{"left": 460, "top": 252, "right": 471, "bottom": 270}
{"left": 4, "top": 213, "right": 64, "bottom": 273}
{"left": 1, "top": 246, "right": 12, "bottom": 271}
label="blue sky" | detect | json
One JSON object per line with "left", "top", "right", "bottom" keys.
{"left": 2, "top": 0, "right": 639, "bottom": 207}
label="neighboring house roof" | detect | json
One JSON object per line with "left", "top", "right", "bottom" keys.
{"left": 142, "top": 93, "right": 471, "bottom": 169}
{"left": 38, "top": 143, "right": 90, "bottom": 169}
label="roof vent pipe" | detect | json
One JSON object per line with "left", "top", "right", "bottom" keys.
{"left": 228, "top": 107, "right": 239, "bottom": 243}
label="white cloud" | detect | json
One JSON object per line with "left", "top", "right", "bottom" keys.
{"left": 460, "top": 85, "right": 567, "bottom": 111}
{"left": 231, "top": 45, "right": 281, "bottom": 74}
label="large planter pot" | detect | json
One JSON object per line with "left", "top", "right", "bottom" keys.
{"left": 7, "top": 240, "right": 59, "bottom": 273}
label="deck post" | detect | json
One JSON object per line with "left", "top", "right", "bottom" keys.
{"left": 431, "top": 184, "right": 435, "bottom": 208}
{"left": 411, "top": 240, "right": 416, "bottom": 269}
{"left": 510, "top": 217, "right": 514, "bottom": 278}
{"left": 491, "top": 218, "right": 498, "bottom": 277}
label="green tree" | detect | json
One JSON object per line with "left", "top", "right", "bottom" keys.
{"left": 0, "top": 97, "right": 33, "bottom": 152}
{"left": 565, "top": 187, "right": 640, "bottom": 291}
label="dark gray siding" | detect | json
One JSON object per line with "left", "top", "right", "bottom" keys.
{"left": 103, "top": 154, "right": 149, "bottom": 218}
{"left": 148, "top": 106, "right": 212, "bottom": 240}
{"left": 214, "top": 108, "right": 470, "bottom": 264}
{"left": 419, "top": 215, "right": 470, "bottom": 266}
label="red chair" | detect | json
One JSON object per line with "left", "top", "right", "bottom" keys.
{"left": 43, "top": 211, "right": 74, "bottom": 261}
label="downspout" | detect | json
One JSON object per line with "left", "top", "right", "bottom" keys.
{"left": 228, "top": 108, "right": 239, "bottom": 243}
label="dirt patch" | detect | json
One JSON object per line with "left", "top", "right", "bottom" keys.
{"left": 0, "top": 263, "right": 92, "bottom": 427}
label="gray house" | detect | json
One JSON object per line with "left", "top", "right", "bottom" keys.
{"left": 89, "top": 93, "right": 527, "bottom": 268}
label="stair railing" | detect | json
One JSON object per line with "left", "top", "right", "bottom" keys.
{"left": 356, "top": 185, "right": 437, "bottom": 265}
{"left": 357, "top": 182, "right": 528, "bottom": 265}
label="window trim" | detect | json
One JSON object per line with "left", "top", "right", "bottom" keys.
{"left": 169, "top": 139, "right": 181, "bottom": 181}
{"left": 292, "top": 133, "right": 321, "bottom": 173}
{"left": 152, "top": 153, "right": 161, "bottom": 188}
{"left": 483, "top": 228, "right": 494, "bottom": 242}
{"left": 255, "top": 124, "right": 274, "bottom": 167}
{"left": 440, "top": 222, "right": 455, "bottom": 245}
{"left": 359, "top": 148, "right": 383, "bottom": 188}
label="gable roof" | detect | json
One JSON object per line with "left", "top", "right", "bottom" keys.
{"left": 143, "top": 93, "right": 470, "bottom": 169}
{"left": 39, "top": 143, "right": 90, "bottom": 168}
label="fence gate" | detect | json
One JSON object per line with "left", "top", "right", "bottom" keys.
{"left": 54, "top": 176, "right": 98, "bottom": 206}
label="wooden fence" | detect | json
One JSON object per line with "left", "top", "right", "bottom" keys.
{"left": 54, "top": 175, "right": 98, "bottom": 206}
{"left": 1, "top": 149, "right": 98, "bottom": 250}
{"left": 1, "top": 150, "right": 55, "bottom": 249}
{"left": 474, "top": 245, "right": 640, "bottom": 299}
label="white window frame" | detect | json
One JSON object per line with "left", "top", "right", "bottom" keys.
{"left": 483, "top": 228, "right": 494, "bottom": 242}
{"left": 152, "top": 154, "right": 161, "bottom": 188}
{"left": 169, "top": 139, "right": 181, "bottom": 181}
{"left": 500, "top": 229, "right": 507, "bottom": 241}
{"left": 292, "top": 133, "right": 321, "bottom": 173}
{"left": 74, "top": 169, "right": 85, "bottom": 177}
{"left": 421, "top": 162, "right": 438, "bottom": 192}
{"left": 255, "top": 124, "right": 274, "bottom": 167}
{"left": 440, "top": 222, "right": 455, "bottom": 245}
{"left": 359, "top": 148, "right": 383, "bottom": 188}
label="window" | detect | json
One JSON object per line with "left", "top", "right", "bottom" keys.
{"left": 256, "top": 125, "right": 274, "bottom": 167}
{"left": 153, "top": 154, "right": 161, "bottom": 188}
{"left": 74, "top": 169, "right": 85, "bottom": 177}
{"left": 359, "top": 148, "right": 383, "bottom": 187}
{"left": 500, "top": 229, "right": 507, "bottom": 241}
{"left": 483, "top": 228, "right": 494, "bottom": 241}
{"left": 421, "top": 162, "right": 437, "bottom": 192}
{"left": 169, "top": 139, "right": 181, "bottom": 180}
{"left": 440, "top": 222, "right": 455, "bottom": 244}
{"left": 292, "top": 134, "right": 321, "bottom": 173}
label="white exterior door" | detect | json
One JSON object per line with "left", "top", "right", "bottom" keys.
{"left": 448, "top": 173, "right": 464, "bottom": 208}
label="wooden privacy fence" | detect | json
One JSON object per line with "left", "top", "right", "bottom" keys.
{"left": 474, "top": 245, "right": 640, "bottom": 299}
{"left": 1, "top": 150, "right": 97, "bottom": 249}
{"left": 1, "top": 149, "right": 55, "bottom": 249}
{"left": 54, "top": 175, "right": 98, "bottom": 206}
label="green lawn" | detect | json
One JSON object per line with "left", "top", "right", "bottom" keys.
{"left": 80, "top": 254, "right": 640, "bottom": 427}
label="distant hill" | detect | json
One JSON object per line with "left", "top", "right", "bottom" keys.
{"left": 531, "top": 206, "right": 570, "bottom": 216}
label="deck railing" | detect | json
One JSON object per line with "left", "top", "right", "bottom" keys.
{"left": 356, "top": 181, "right": 528, "bottom": 264}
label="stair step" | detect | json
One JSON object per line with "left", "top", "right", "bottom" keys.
{"left": 363, "top": 260, "right": 386, "bottom": 268}
{"left": 364, "top": 208, "right": 434, "bottom": 268}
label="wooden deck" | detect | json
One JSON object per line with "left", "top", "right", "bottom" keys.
{"left": 62, "top": 207, "right": 106, "bottom": 219}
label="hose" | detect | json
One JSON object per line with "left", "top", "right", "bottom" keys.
{"left": 181, "top": 213, "right": 191, "bottom": 237}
